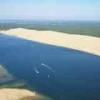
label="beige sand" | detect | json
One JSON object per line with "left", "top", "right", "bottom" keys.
{"left": 0, "top": 28, "right": 100, "bottom": 56}
{"left": 0, "top": 88, "right": 35, "bottom": 100}
{"left": 0, "top": 88, "right": 51, "bottom": 100}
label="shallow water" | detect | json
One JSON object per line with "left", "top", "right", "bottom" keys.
{"left": 0, "top": 34, "right": 100, "bottom": 100}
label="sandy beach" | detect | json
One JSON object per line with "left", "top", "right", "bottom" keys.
{"left": 0, "top": 88, "right": 36, "bottom": 100}
{"left": 0, "top": 88, "right": 51, "bottom": 100}
{"left": 0, "top": 28, "right": 100, "bottom": 56}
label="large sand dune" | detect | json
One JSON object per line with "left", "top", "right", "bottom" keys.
{"left": 0, "top": 88, "right": 36, "bottom": 100}
{"left": 0, "top": 28, "right": 100, "bottom": 56}
{"left": 0, "top": 88, "right": 51, "bottom": 100}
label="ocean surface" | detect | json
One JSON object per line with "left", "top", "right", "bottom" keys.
{"left": 0, "top": 33, "right": 100, "bottom": 100}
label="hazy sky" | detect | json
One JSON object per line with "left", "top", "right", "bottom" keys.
{"left": 0, "top": 0, "right": 100, "bottom": 20}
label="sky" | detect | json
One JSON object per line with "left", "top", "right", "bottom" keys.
{"left": 0, "top": 0, "right": 100, "bottom": 20}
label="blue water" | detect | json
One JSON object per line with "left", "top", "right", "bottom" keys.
{"left": 0, "top": 34, "right": 100, "bottom": 100}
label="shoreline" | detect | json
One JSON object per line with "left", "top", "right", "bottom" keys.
{"left": 0, "top": 28, "right": 100, "bottom": 56}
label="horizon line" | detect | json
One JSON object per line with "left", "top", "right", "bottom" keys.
{"left": 0, "top": 19, "right": 100, "bottom": 22}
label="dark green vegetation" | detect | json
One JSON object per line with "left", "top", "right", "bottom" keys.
{"left": 0, "top": 20, "right": 100, "bottom": 37}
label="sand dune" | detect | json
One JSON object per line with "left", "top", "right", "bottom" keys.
{"left": 0, "top": 88, "right": 35, "bottom": 100}
{"left": 0, "top": 28, "right": 100, "bottom": 56}
{"left": 0, "top": 88, "right": 51, "bottom": 100}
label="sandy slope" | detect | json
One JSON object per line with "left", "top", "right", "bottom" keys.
{"left": 0, "top": 88, "right": 51, "bottom": 100}
{"left": 0, "top": 88, "right": 35, "bottom": 100}
{"left": 0, "top": 28, "right": 100, "bottom": 56}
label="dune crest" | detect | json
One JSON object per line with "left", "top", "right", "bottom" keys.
{"left": 0, "top": 28, "right": 100, "bottom": 56}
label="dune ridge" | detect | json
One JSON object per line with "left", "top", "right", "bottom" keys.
{"left": 0, "top": 28, "right": 100, "bottom": 56}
